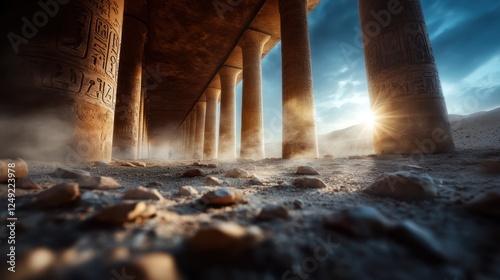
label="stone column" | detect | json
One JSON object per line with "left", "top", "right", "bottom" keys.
{"left": 238, "top": 29, "right": 270, "bottom": 159}
{"left": 218, "top": 66, "right": 242, "bottom": 159}
{"left": 185, "top": 117, "right": 191, "bottom": 159}
{"left": 194, "top": 102, "right": 206, "bottom": 159}
{"left": 279, "top": 0, "right": 319, "bottom": 159}
{"left": 204, "top": 88, "right": 220, "bottom": 160}
{"left": 0, "top": 0, "right": 124, "bottom": 161}
{"left": 189, "top": 110, "right": 197, "bottom": 159}
{"left": 142, "top": 117, "right": 149, "bottom": 158}
{"left": 358, "top": 0, "right": 455, "bottom": 154}
{"left": 137, "top": 87, "right": 146, "bottom": 159}
{"left": 112, "top": 15, "right": 147, "bottom": 159}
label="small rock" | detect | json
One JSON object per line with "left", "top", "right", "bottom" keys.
{"left": 323, "top": 206, "right": 393, "bottom": 238}
{"left": 123, "top": 187, "right": 164, "bottom": 201}
{"left": 179, "top": 186, "right": 199, "bottom": 197}
{"left": 225, "top": 168, "right": 250, "bottom": 178}
{"left": 0, "top": 158, "right": 29, "bottom": 183}
{"left": 33, "top": 183, "right": 80, "bottom": 208}
{"left": 348, "top": 155, "right": 364, "bottom": 159}
{"left": 91, "top": 202, "right": 149, "bottom": 225}
{"left": 279, "top": 181, "right": 293, "bottom": 188}
{"left": 116, "top": 161, "right": 136, "bottom": 167}
{"left": 145, "top": 181, "right": 163, "bottom": 188}
{"left": 466, "top": 189, "right": 500, "bottom": 218}
{"left": 91, "top": 161, "right": 109, "bottom": 167}
{"left": 258, "top": 204, "right": 289, "bottom": 220}
{"left": 183, "top": 169, "right": 205, "bottom": 177}
{"left": 81, "top": 191, "right": 100, "bottom": 201}
{"left": 16, "top": 178, "right": 42, "bottom": 190}
{"left": 205, "top": 176, "right": 223, "bottom": 186}
{"left": 323, "top": 154, "right": 334, "bottom": 159}
{"left": 389, "top": 221, "right": 448, "bottom": 263}
{"left": 17, "top": 248, "right": 56, "bottom": 280}
{"left": 293, "top": 177, "right": 327, "bottom": 188}
{"left": 76, "top": 176, "right": 122, "bottom": 190}
{"left": 296, "top": 166, "right": 320, "bottom": 175}
{"left": 479, "top": 160, "right": 500, "bottom": 173}
{"left": 131, "top": 161, "right": 147, "bottom": 167}
{"left": 54, "top": 167, "right": 91, "bottom": 178}
{"left": 201, "top": 188, "right": 244, "bottom": 206}
{"left": 248, "top": 177, "right": 264, "bottom": 185}
{"left": 363, "top": 171, "right": 438, "bottom": 200}
{"left": 186, "top": 222, "right": 264, "bottom": 257}
{"left": 293, "top": 199, "right": 304, "bottom": 210}
{"left": 208, "top": 163, "right": 218, "bottom": 168}
{"left": 113, "top": 253, "right": 181, "bottom": 280}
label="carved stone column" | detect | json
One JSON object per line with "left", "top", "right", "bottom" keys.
{"left": 218, "top": 66, "right": 241, "bottom": 159}
{"left": 188, "top": 110, "right": 197, "bottom": 159}
{"left": 137, "top": 87, "right": 146, "bottom": 159}
{"left": 204, "top": 88, "right": 220, "bottom": 160}
{"left": 194, "top": 102, "right": 206, "bottom": 160}
{"left": 0, "top": 0, "right": 124, "bottom": 161}
{"left": 113, "top": 15, "right": 147, "bottom": 159}
{"left": 358, "top": 0, "right": 455, "bottom": 154}
{"left": 185, "top": 116, "right": 191, "bottom": 159}
{"left": 238, "top": 29, "right": 270, "bottom": 159}
{"left": 180, "top": 121, "right": 187, "bottom": 159}
{"left": 279, "top": 0, "right": 319, "bottom": 159}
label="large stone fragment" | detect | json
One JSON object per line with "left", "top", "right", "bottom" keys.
{"left": 201, "top": 188, "right": 244, "bottom": 206}
{"left": 363, "top": 171, "right": 438, "bottom": 200}
{"left": 123, "top": 187, "right": 164, "bottom": 201}
{"left": 33, "top": 183, "right": 80, "bottom": 208}
{"left": 76, "top": 176, "right": 122, "bottom": 190}
{"left": 114, "top": 253, "right": 181, "bottom": 280}
{"left": 323, "top": 206, "right": 393, "bottom": 238}
{"left": 54, "top": 167, "right": 91, "bottom": 178}
{"left": 183, "top": 169, "right": 206, "bottom": 177}
{"left": 91, "top": 202, "right": 152, "bottom": 225}
{"left": 293, "top": 177, "right": 327, "bottom": 188}
{"left": 296, "top": 166, "right": 320, "bottom": 175}
{"left": 466, "top": 189, "right": 500, "bottom": 218}
{"left": 258, "top": 204, "right": 289, "bottom": 220}
{"left": 0, "top": 158, "right": 28, "bottom": 183}
{"left": 225, "top": 168, "right": 250, "bottom": 178}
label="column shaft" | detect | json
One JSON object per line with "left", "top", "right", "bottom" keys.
{"left": 279, "top": 0, "right": 319, "bottom": 159}
{"left": 239, "top": 29, "right": 270, "bottom": 159}
{"left": 218, "top": 66, "right": 242, "bottom": 159}
{"left": 194, "top": 102, "right": 206, "bottom": 159}
{"left": 358, "top": 0, "right": 455, "bottom": 154}
{"left": 204, "top": 88, "right": 220, "bottom": 160}
{"left": 189, "top": 110, "right": 197, "bottom": 159}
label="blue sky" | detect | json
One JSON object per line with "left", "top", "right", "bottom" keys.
{"left": 234, "top": 0, "right": 500, "bottom": 144}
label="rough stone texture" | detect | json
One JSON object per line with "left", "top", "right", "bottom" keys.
{"left": 363, "top": 171, "right": 438, "bottom": 200}
{"left": 178, "top": 186, "right": 199, "bottom": 197}
{"left": 183, "top": 169, "right": 205, "bottom": 177}
{"left": 91, "top": 202, "right": 148, "bottom": 225}
{"left": 359, "top": 0, "right": 455, "bottom": 154}
{"left": 123, "top": 187, "right": 164, "bottom": 201}
{"left": 218, "top": 66, "right": 241, "bottom": 159}
{"left": 54, "top": 167, "right": 91, "bottom": 179}
{"left": 466, "top": 189, "right": 500, "bottom": 218}
{"left": 293, "top": 177, "right": 327, "bottom": 188}
{"left": 296, "top": 166, "right": 320, "bottom": 175}
{"left": 258, "top": 204, "right": 289, "bottom": 220}
{"left": 76, "top": 176, "right": 122, "bottom": 190}
{"left": 205, "top": 176, "right": 223, "bottom": 186}
{"left": 323, "top": 206, "right": 393, "bottom": 238}
{"left": 201, "top": 188, "right": 244, "bottom": 206}
{"left": 225, "top": 168, "right": 251, "bottom": 178}
{"left": 0, "top": 0, "right": 125, "bottom": 161}
{"left": 33, "top": 183, "right": 80, "bottom": 208}
{"left": 0, "top": 158, "right": 29, "bottom": 182}
{"left": 113, "top": 253, "right": 181, "bottom": 280}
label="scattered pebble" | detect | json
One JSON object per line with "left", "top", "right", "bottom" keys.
{"left": 145, "top": 181, "right": 163, "bottom": 188}
{"left": 296, "top": 166, "right": 320, "bottom": 175}
{"left": 179, "top": 186, "right": 199, "bottom": 197}
{"left": 249, "top": 176, "right": 264, "bottom": 185}
{"left": 91, "top": 202, "right": 154, "bottom": 225}
{"left": 225, "top": 168, "right": 250, "bottom": 178}
{"left": 116, "top": 161, "right": 136, "bottom": 167}
{"left": 323, "top": 206, "right": 393, "bottom": 238}
{"left": 205, "top": 176, "right": 223, "bottom": 186}
{"left": 76, "top": 176, "right": 122, "bottom": 190}
{"left": 258, "top": 204, "right": 289, "bottom": 220}
{"left": 54, "top": 167, "right": 91, "bottom": 178}
{"left": 113, "top": 253, "right": 181, "bottom": 280}
{"left": 293, "top": 177, "right": 327, "bottom": 188}
{"left": 323, "top": 154, "right": 334, "bottom": 159}
{"left": 293, "top": 199, "right": 304, "bottom": 210}
{"left": 16, "top": 248, "right": 56, "bottom": 280}
{"left": 183, "top": 169, "right": 206, "bottom": 177}
{"left": 123, "top": 187, "right": 164, "bottom": 201}
{"left": 16, "top": 178, "right": 42, "bottom": 190}
{"left": 479, "top": 160, "right": 500, "bottom": 173}
{"left": 90, "top": 161, "right": 109, "bottom": 167}
{"left": 130, "top": 161, "right": 147, "bottom": 167}
{"left": 466, "top": 189, "right": 500, "bottom": 218}
{"left": 0, "top": 158, "right": 28, "bottom": 182}
{"left": 208, "top": 163, "right": 218, "bottom": 168}
{"left": 201, "top": 188, "right": 244, "bottom": 206}
{"left": 363, "top": 171, "right": 438, "bottom": 200}
{"left": 33, "top": 183, "right": 80, "bottom": 208}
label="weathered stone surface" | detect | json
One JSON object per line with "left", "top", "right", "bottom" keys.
{"left": 389, "top": 221, "right": 448, "bottom": 263}
{"left": 179, "top": 186, "right": 199, "bottom": 197}
{"left": 466, "top": 189, "right": 500, "bottom": 218}
{"left": 187, "top": 222, "right": 264, "bottom": 256}
{"left": 258, "top": 204, "right": 289, "bottom": 220}
{"left": 201, "top": 188, "right": 244, "bottom": 206}
{"left": 323, "top": 206, "right": 393, "bottom": 238}
{"left": 114, "top": 253, "right": 181, "bottom": 280}
{"left": 293, "top": 177, "right": 327, "bottom": 188}
{"left": 205, "top": 176, "right": 223, "bottom": 186}
{"left": 225, "top": 168, "right": 250, "bottom": 178}
{"left": 0, "top": 158, "right": 28, "bottom": 183}
{"left": 183, "top": 169, "right": 206, "bottom": 177}
{"left": 363, "top": 172, "right": 438, "bottom": 200}
{"left": 91, "top": 202, "right": 148, "bottom": 225}
{"left": 54, "top": 167, "right": 91, "bottom": 179}
{"left": 76, "top": 176, "right": 123, "bottom": 190}
{"left": 123, "top": 187, "right": 164, "bottom": 201}
{"left": 34, "top": 183, "right": 80, "bottom": 208}
{"left": 296, "top": 166, "right": 320, "bottom": 175}
{"left": 479, "top": 160, "right": 500, "bottom": 173}
{"left": 16, "top": 178, "right": 42, "bottom": 190}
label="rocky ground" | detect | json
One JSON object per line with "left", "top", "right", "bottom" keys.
{"left": 1, "top": 149, "right": 500, "bottom": 280}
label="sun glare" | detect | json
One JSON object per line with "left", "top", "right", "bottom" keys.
{"left": 361, "top": 111, "right": 376, "bottom": 127}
